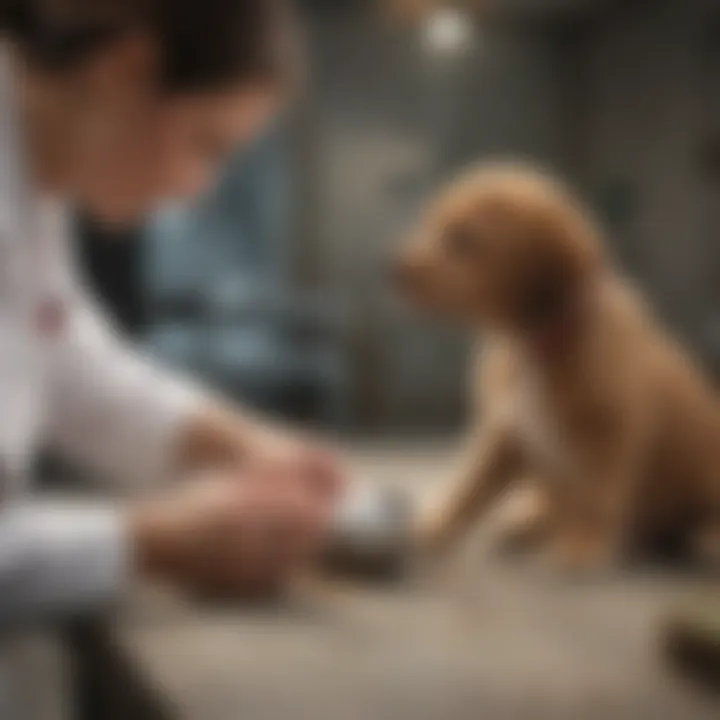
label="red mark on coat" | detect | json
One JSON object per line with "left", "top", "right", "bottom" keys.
{"left": 36, "top": 297, "right": 66, "bottom": 339}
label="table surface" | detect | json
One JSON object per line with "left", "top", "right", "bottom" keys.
{"left": 119, "top": 444, "right": 720, "bottom": 720}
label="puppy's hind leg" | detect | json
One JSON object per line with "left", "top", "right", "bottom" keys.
{"left": 690, "top": 524, "right": 720, "bottom": 574}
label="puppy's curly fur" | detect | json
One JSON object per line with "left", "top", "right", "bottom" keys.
{"left": 398, "top": 162, "right": 720, "bottom": 572}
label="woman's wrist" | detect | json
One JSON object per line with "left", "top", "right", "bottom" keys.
{"left": 128, "top": 502, "right": 176, "bottom": 582}
{"left": 176, "top": 403, "right": 258, "bottom": 471}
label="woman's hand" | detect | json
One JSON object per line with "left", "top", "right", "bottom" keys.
{"left": 131, "top": 467, "right": 334, "bottom": 598}
{"left": 179, "top": 404, "right": 348, "bottom": 505}
{"left": 246, "top": 427, "right": 346, "bottom": 505}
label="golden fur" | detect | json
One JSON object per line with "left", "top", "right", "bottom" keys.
{"left": 398, "top": 163, "right": 720, "bottom": 572}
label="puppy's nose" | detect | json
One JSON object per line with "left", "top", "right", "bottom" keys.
{"left": 393, "top": 256, "right": 421, "bottom": 292}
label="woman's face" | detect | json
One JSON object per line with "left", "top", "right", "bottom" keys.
{"left": 61, "top": 39, "right": 281, "bottom": 224}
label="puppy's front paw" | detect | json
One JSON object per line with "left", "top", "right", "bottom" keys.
{"left": 493, "top": 487, "right": 551, "bottom": 557}
{"left": 547, "top": 532, "right": 617, "bottom": 580}
{"left": 691, "top": 525, "right": 720, "bottom": 572}
{"left": 411, "top": 511, "right": 464, "bottom": 582}
{"left": 413, "top": 524, "right": 453, "bottom": 568}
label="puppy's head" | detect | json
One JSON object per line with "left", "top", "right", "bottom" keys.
{"left": 396, "top": 164, "right": 605, "bottom": 332}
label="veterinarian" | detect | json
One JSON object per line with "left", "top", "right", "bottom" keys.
{"left": 0, "top": 1, "right": 362, "bottom": 714}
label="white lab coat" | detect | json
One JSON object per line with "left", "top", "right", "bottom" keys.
{"left": 0, "top": 46, "right": 203, "bottom": 630}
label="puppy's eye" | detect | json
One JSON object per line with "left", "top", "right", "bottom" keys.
{"left": 444, "top": 227, "right": 477, "bottom": 257}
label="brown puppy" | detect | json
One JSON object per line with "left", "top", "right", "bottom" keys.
{"left": 398, "top": 163, "right": 720, "bottom": 572}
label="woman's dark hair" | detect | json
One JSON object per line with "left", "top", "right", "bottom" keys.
{"left": 0, "top": 0, "right": 298, "bottom": 93}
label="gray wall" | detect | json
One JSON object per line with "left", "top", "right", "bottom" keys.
{"left": 571, "top": 0, "right": 719, "bottom": 354}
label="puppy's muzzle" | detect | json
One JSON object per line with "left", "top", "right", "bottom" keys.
{"left": 393, "top": 255, "right": 429, "bottom": 299}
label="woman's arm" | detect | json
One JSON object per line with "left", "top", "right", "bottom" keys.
{"left": 44, "top": 292, "right": 261, "bottom": 484}
{"left": 44, "top": 291, "right": 343, "bottom": 495}
{"left": 0, "top": 467, "right": 338, "bottom": 626}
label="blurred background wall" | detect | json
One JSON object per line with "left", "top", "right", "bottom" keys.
{"left": 78, "top": 0, "right": 720, "bottom": 435}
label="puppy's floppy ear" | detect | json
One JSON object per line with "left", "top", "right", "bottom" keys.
{"left": 514, "top": 213, "right": 602, "bottom": 330}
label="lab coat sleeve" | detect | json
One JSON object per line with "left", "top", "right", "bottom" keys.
{"left": 45, "top": 294, "right": 207, "bottom": 485}
{"left": 0, "top": 500, "right": 128, "bottom": 626}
